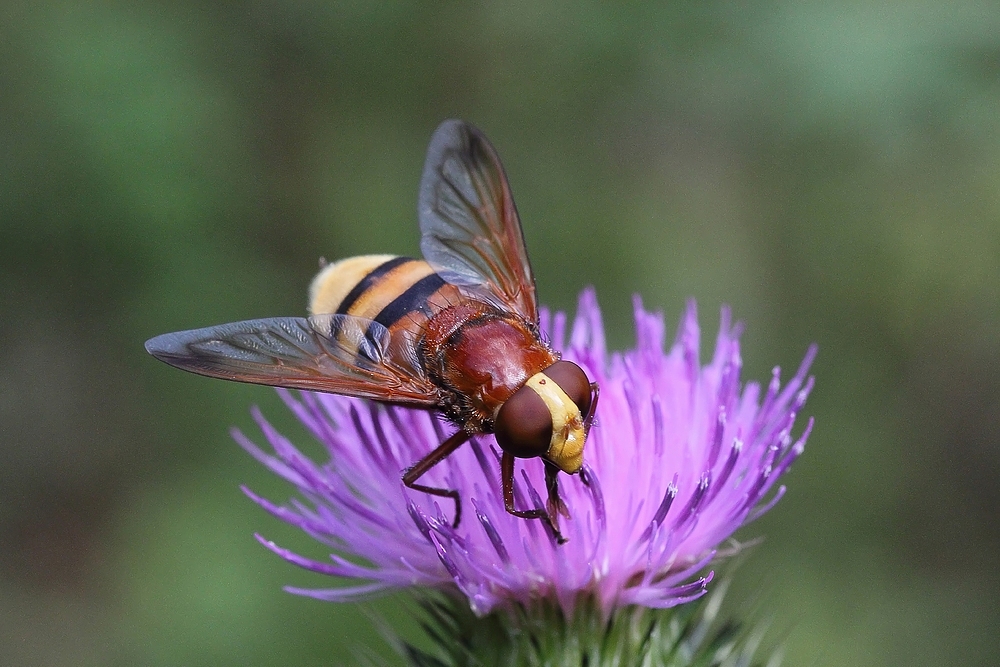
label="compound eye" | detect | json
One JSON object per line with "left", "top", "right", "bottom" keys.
{"left": 543, "top": 361, "right": 592, "bottom": 418}
{"left": 495, "top": 386, "right": 552, "bottom": 458}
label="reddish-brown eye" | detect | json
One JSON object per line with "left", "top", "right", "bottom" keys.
{"left": 495, "top": 386, "right": 551, "bottom": 458}
{"left": 544, "top": 361, "right": 592, "bottom": 418}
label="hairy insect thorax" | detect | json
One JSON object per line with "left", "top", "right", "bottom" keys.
{"left": 420, "top": 302, "right": 557, "bottom": 431}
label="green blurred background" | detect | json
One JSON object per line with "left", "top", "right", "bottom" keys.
{"left": 2, "top": 1, "right": 998, "bottom": 665}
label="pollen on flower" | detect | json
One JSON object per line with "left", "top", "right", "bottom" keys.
{"left": 236, "top": 289, "right": 816, "bottom": 616}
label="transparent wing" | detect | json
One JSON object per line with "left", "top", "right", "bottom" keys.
{"left": 418, "top": 119, "right": 538, "bottom": 323}
{"left": 144, "top": 315, "right": 440, "bottom": 407}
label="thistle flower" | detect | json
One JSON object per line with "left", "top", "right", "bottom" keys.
{"left": 236, "top": 289, "right": 816, "bottom": 626}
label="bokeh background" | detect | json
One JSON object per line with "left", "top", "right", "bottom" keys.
{"left": 3, "top": 2, "right": 999, "bottom": 665}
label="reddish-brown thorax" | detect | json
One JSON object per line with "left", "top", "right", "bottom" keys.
{"left": 420, "top": 301, "right": 557, "bottom": 430}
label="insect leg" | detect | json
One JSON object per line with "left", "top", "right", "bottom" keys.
{"left": 584, "top": 382, "right": 600, "bottom": 436}
{"left": 402, "top": 429, "right": 470, "bottom": 527}
{"left": 501, "top": 452, "right": 567, "bottom": 544}
{"left": 544, "top": 462, "right": 570, "bottom": 520}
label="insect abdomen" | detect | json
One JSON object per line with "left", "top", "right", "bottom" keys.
{"left": 309, "top": 254, "right": 463, "bottom": 334}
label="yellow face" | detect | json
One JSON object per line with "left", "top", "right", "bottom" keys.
{"left": 524, "top": 372, "right": 586, "bottom": 474}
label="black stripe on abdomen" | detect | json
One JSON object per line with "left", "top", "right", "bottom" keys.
{"left": 335, "top": 256, "right": 412, "bottom": 315}
{"left": 372, "top": 272, "right": 447, "bottom": 330}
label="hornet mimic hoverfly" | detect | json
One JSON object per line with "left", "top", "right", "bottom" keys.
{"left": 146, "top": 120, "right": 599, "bottom": 542}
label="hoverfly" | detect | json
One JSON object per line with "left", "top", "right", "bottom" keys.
{"left": 146, "top": 120, "right": 598, "bottom": 542}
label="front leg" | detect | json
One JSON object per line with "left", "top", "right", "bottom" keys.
{"left": 501, "top": 452, "right": 567, "bottom": 544}
{"left": 584, "top": 382, "right": 600, "bottom": 435}
{"left": 402, "top": 429, "right": 470, "bottom": 527}
{"left": 544, "top": 462, "right": 570, "bottom": 521}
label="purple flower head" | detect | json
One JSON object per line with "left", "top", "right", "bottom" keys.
{"left": 236, "top": 290, "right": 816, "bottom": 617}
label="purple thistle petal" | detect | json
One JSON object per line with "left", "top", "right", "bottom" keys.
{"left": 284, "top": 582, "right": 391, "bottom": 601}
{"left": 705, "top": 438, "right": 742, "bottom": 505}
{"left": 473, "top": 499, "right": 510, "bottom": 565}
{"left": 242, "top": 487, "right": 343, "bottom": 546}
{"left": 255, "top": 534, "right": 379, "bottom": 580}
{"left": 232, "top": 427, "right": 308, "bottom": 488}
{"left": 552, "top": 310, "right": 567, "bottom": 352}
{"left": 746, "top": 486, "right": 788, "bottom": 524}
{"left": 707, "top": 407, "right": 726, "bottom": 471}
{"left": 639, "top": 477, "right": 678, "bottom": 543}
{"left": 430, "top": 532, "right": 463, "bottom": 584}
{"left": 235, "top": 291, "right": 816, "bottom": 616}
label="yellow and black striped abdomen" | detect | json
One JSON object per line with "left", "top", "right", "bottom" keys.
{"left": 309, "top": 254, "right": 462, "bottom": 336}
